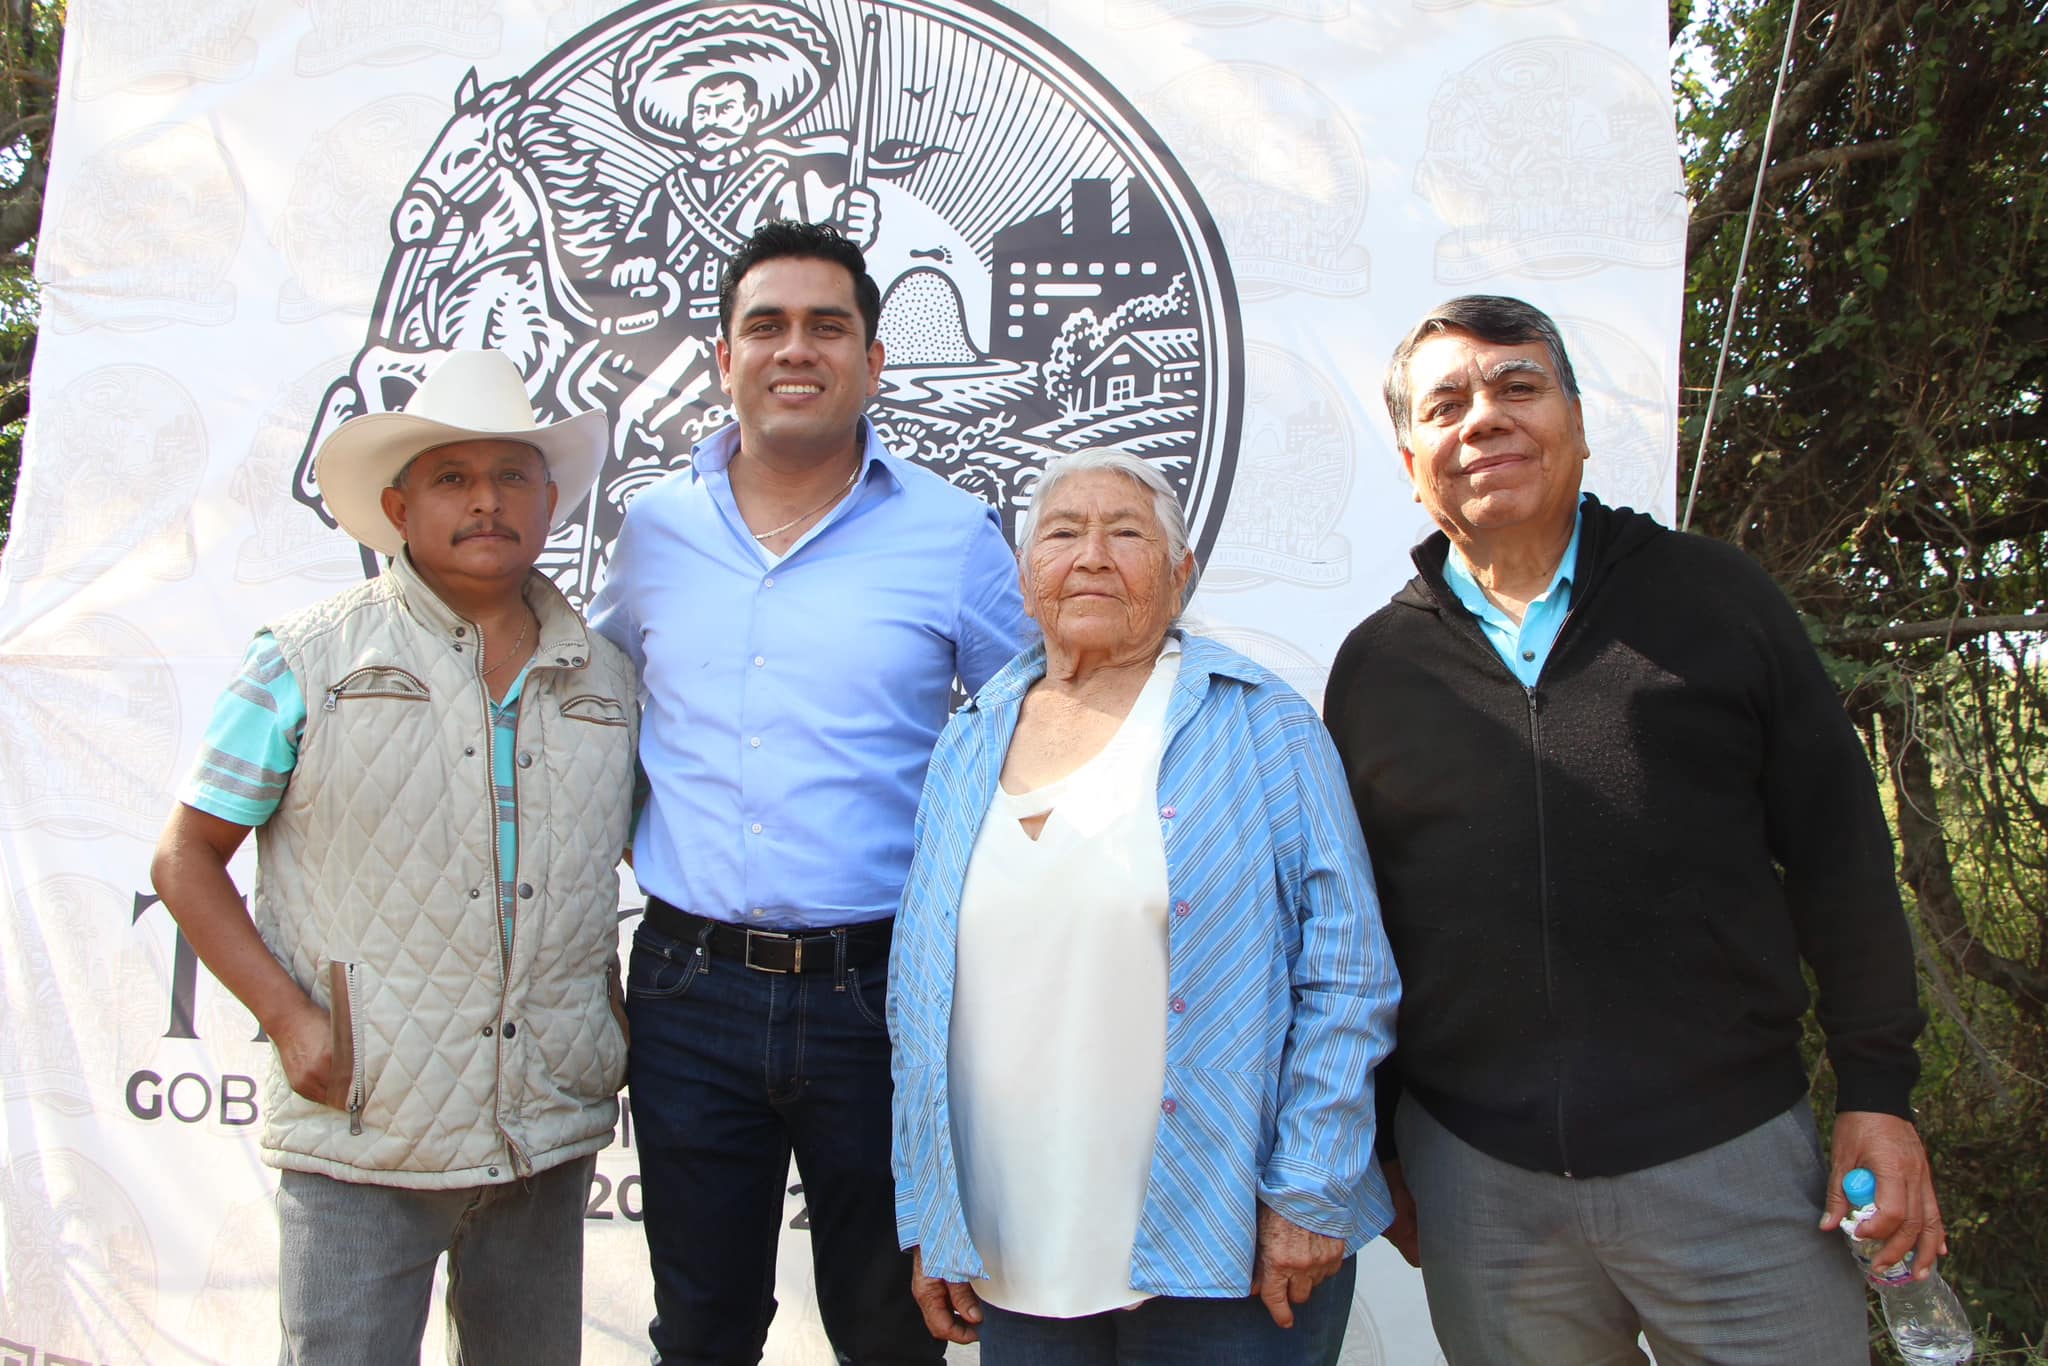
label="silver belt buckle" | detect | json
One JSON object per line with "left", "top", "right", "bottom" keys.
{"left": 743, "top": 929, "right": 799, "bottom": 973}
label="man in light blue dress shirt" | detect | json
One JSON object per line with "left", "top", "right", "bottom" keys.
{"left": 590, "top": 220, "right": 1026, "bottom": 1365}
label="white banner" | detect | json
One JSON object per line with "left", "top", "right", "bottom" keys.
{"left": 0, "top": 0, "right": 1682, "bottom": 1361}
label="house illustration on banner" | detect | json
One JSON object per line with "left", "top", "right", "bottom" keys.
{"left": 1074, "top": 327, "right": 1200, "bottom": 412}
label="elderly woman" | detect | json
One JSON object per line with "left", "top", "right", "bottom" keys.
{"left": 889, "top": 450, "right": 1399, "bottom": 1364}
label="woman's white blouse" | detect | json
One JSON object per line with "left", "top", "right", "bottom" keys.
{"left": 947, "top": 641, "right": 1182, "bottom": 1318}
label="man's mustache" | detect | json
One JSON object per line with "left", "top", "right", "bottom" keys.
{"left": 454, "top": 522, "right": 520, "bottom": 543}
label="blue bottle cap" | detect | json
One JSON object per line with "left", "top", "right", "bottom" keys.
{"left": 1843, "top": 1168, "right": 1877, "bottom": 1206}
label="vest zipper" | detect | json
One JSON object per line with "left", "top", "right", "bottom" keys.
{"left": 475, "top": 616, "right": 524, "bottom": 1177}
{"left": 337, "top": 960, "right": 366, "bottom": 1135}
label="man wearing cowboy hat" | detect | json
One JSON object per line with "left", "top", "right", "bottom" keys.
{"left": 588, "top": 3, "right": 882, "bottom": 465}
{"left": 150, "top": 348, "right": 639, "bottom": 1363}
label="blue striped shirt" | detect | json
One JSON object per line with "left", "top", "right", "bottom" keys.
{"left": 181, "top": 632, "right": 529, "bottom": 957}
{"left": 890, "top": 631, "right": 1400, "bottom": 1296}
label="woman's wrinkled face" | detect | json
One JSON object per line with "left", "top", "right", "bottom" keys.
{"left": 1024, "top": 469, "right": 1191, "bottom": 660}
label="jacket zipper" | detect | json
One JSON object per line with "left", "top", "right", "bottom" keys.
{"left": 1525, "top": 686, "right": 1571, "bottom": 1177}
{"left": 1434, "top": 565, "right": 1590, "bottom": 1177}
{"left": 1530, "top": 588, "right": 1592, "bottom": 1178}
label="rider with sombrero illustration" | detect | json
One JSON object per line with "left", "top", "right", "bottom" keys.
{"left": 590, "top": 4, "right": 884, "bottom": 465}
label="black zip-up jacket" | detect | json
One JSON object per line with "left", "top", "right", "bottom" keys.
{"left": 1324, "top": 496, "right": 1923, "bottom": 1178}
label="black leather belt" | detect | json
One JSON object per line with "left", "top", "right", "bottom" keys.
{"left": 642, "top": 897, "right": 891, "bottom": 974}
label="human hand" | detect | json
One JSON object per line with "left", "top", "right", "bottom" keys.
{"left": 269, "top": 998, "right": 338, "bottom": 1108}
{"left": 838, "top": 187, "right": 881, "bottom": 249}
{"left": 1823, "top": 1110, "right": 1947, "bottom": 1279}
{"left": 610, "top": 256, "right": 657, "bottom": 290}
{"left": 909, "top": 1246, "right": 982, "bottom": 1344}
{"left": 1250, "top": 1204, "right": 1348, "bottom": 1328}
{"left": 1379, "top": 1159, "right": 1420, "bottom": 1267}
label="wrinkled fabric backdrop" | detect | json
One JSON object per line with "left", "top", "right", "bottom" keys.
{"left": 0, "top": 0, "right": 1681, "bottom": 1360}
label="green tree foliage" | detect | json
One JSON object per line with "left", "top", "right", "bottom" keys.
{"left": 0, "top": 0, "right": 60, "bottom": 552}
{"left": 1677, "top": 0, "right": 2047, "bottom": 1353}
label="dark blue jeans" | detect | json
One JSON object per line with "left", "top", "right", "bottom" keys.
{"left": 626, "top": 919, "right": 942, "bottom": 1366}
{"left": 975, "top": 1259, "right": 1356, "bottom": 1366}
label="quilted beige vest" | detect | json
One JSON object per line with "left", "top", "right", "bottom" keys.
{"left": 254, "top": 551, "right": 637, "bottom": 1189}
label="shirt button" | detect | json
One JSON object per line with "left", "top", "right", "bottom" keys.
{"left": 750, "top": 737, "right": 762, "bottom": 748}
{"left": 1160, "top": 805, "right": 1176, "bottom": 819}
{"left": 469, "top": 888, "right": 482, "bottom": 900}
{"left": 488, "top": 1166, "right": 500, "bottom": 1177}
{"left": 463, "top": 745, "right": 476, "bottom": 757}
{"left": 454, "top": 626, "right": 467, "bottom": 637}
{"left": 1170, "top": 996, "right": 1186, "bottom": 1014}
{"left": 517, "top": 752, "right": 533, "bottom": 768}
{"left": 750, "top": 822, "right": 763, "bottom": 835}
{"left": 1160, "top": 1098, "right": 1177, "bottom": 1115}
{"left": 753, "top": 655, "right": 766, "bottom": 667}
{"left": 518, "top": 883, "right": 534, "bottom": 898}
{"left": 1521, "top": 650, "right": 1536, "bottom": 661}
{"left": 1174, "top": 900, "right": 1191, "bottom": 917}
{"left": 763, "top": 576, "right": 776, "bottom": 588}
{"left": 502, "top": 1022, "right": 517, "bottom": 1039}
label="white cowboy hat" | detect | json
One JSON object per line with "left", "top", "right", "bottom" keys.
{"left": 314, "top": 349, "right": 607, "bottom": 559}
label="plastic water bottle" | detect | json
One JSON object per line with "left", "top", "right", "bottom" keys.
{"left": 1840, "top": 1167, "right": 1973, "bottom": 1363}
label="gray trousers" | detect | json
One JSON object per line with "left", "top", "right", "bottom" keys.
{"left": 276, "top": 1154, "right": 596, "bottom": 1366}
{"left": 1396, "top": 1098, "right": 1868, "bottom": 1366}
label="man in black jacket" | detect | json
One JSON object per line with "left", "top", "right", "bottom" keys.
{"left": 1324, "top": 295, "right": 1945, "bottom": 1364}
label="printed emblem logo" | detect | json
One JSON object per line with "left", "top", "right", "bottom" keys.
{"left": 1562, "top": 316, "right": 1672, "bottom": 513}
{"left": 295, "top": 0, "right": 503, "bottom": 76}
{"left": 1148, "top": 62, "right": 1369, "bottom": 298}
{"left": 1414, "top": 39, "right": 1684, "bottom": 283}
{"left": 1198, "top": 624, "right": 1329, "bottom": 711}
{"left": 295, "top": 0, "right": 1241, "bottom": 599}
{"left": 4, "top": 365, "right": 203, "bottom": 584}
{"left": 40, "top": 123, "right": 244, "bottom": 333}
{"left": 67, "top": 0, "right": 260, "bottom": 98}
{"left": 1204, "top": 343, "right": 1359, "bottom": 592}
{"left": 0, "top": 615, "right": 181, "bottom": 840}
{"left": 275, "top": 97, "right": 454, "bottom": 323}
{"left": 234, "top": 361, "right": 378, "bottom": 584}
{"left": 0, "top": 1150, "right": 160, "bottom": 1360}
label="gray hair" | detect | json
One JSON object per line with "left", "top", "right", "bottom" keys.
{"left": 1020, "top": 450, "right": 1192, "bottom": 563}
{"left": 1019, "top": 450, "right": 1197, "bottom": 616}
{"left": 1382, "top": 295, "right": 1581, "bottom": 448}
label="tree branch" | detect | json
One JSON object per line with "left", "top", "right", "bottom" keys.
{"left": 1824, "top": 614, "right": 2048, "bottom": 646}
{"left": 1951, "top": 411, "right": 2048, "bottom": 450}
{"left": 1761, "top": 136, "right": 1910, "bottom": 188}
{"left": 1686, "top": 0, "right": 1904, "bottom": 259}
{"left": 0, "top": 175, "right": 44, "bottom": 256}
{"left": 1881, "top": 704, "right": 2048, "bottom": 1018}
